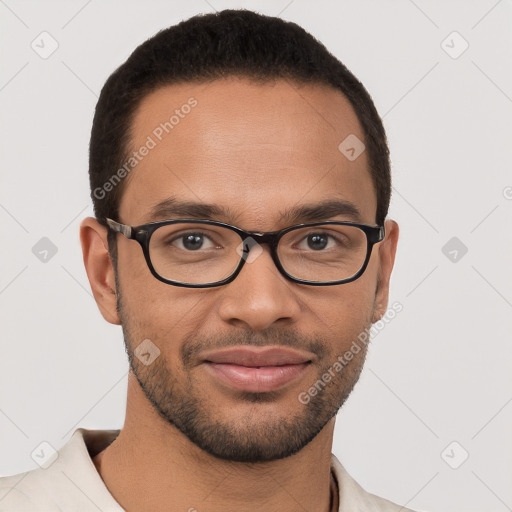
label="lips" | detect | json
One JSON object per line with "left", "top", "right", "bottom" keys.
{"left": 201, "top": 346, "right": 314, "bottom": 392}
{"left": 201, "top": 346, "right": 314, "bottom": 367}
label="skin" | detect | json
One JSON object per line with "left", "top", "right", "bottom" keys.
{"left": 80, "top": 77, "right": 399, "bottom": 512}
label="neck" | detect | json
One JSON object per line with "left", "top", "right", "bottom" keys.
{"left": 93, "top": 373, "right": 337, "bottom": 512}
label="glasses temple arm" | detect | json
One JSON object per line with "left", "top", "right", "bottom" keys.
{"left": 105, "top": 218, "right": 133, "bottom": 239}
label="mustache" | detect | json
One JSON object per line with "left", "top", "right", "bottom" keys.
{"left": 180, "top": 328, "right": 329, "bottom": 368}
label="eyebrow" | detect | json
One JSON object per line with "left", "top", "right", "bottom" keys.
{"left": 146, "top": 196, "right": 363, "bottom": 226}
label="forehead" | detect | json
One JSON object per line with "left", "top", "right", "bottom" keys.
{"left": 119, "top": 77, "right": 377, "bottom": 229}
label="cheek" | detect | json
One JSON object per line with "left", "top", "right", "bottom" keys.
{"left": 117, "top": 239, "right": 153, "bottom": 287}
{"left": 120, "top": 274, "right": 208, "bottom": 353}
{"left": 311, "top": 283, "right": 376, "bottom": 346}
{"left": 117, "top": 239, "right": 180, "bottom": 313}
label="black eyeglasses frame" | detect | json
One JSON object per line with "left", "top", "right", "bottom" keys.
{"left": 105, "top": 217, "right": 385, "bottom": 288}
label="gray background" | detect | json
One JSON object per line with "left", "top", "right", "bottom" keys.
{"left": 1, "top": 1, "right": 511, "bottom": 511}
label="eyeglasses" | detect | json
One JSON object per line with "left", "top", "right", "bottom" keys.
{"left": 105, "top": 217, "right": 385, "bottom": 288}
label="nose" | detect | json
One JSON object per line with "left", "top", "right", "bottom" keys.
{"left": 216, "top": 243, "right": 302, "bottom": 331}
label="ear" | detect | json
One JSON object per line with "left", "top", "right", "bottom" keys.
{"left": 372, "top": 219, "right": 399, "bottom": 323}
{"left": 79, "top": 217, "right": 121, "bottom": 325}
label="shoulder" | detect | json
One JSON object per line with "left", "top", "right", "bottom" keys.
{"left": 0, "top": 469, "right": 57, "bottom": 511}
{"left": 0, "top": 428, "right": 121, "bottom": 512}
{"left": 331, "top": 453, "right": 417, "bottom": 512}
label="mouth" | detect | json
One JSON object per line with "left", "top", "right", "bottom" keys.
{"left": 203, "top": 362, "right": 312, "bottom": 393}
{"left": 201, "top": 346, "right": 314, "bottom": 393}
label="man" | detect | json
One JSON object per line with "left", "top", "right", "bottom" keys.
{"left": 0, "top": 9, "right": 410, "bottom": 512}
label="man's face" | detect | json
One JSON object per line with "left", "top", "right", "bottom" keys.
{"left": 107, "top": 78, "right": 394, "bottom": 462}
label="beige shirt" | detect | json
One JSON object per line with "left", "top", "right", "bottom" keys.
{"left": 0, "top": 429, "right": 415, "bottom": 511}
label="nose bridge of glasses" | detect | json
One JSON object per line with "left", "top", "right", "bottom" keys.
{"left": 234, "top": 231, "right": 285, "bottom": 284}
{"left": 239, "top": 231, "right": 282, "bottom": 259}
